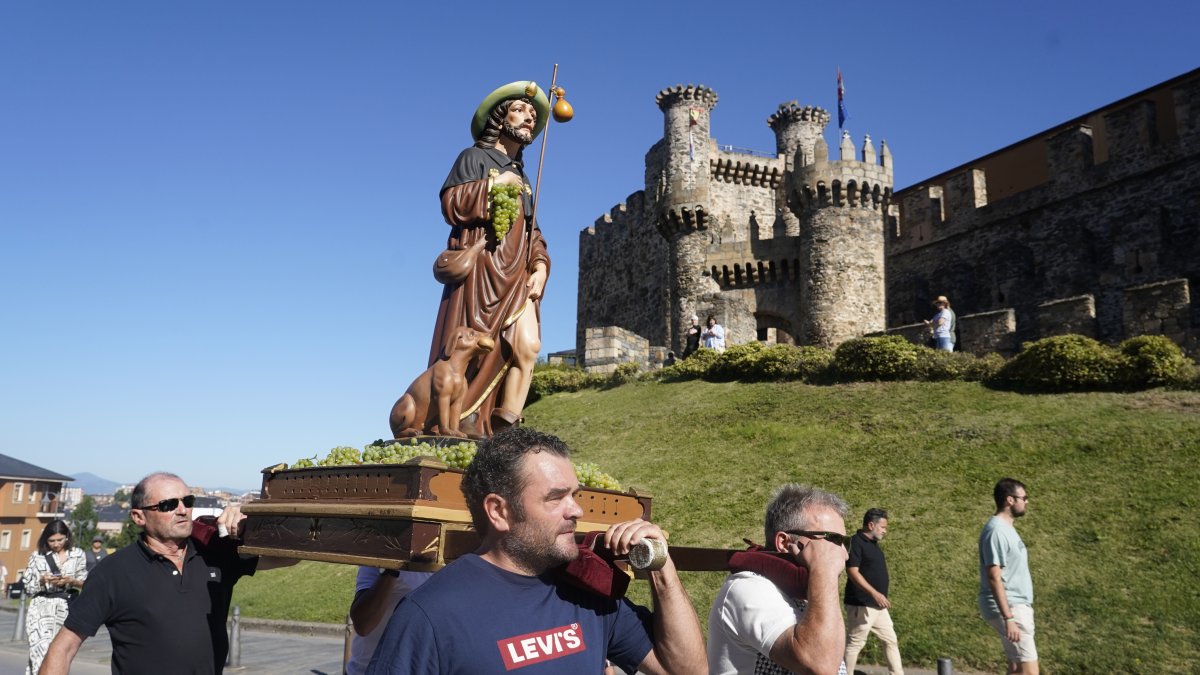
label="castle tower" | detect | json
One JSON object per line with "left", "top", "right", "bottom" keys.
{"left": 787, "top": 130, "right": 895, "bottom": 348}
{"left": 768, "top": 103, "right": 832, "bottom": 236}
{"left": 651, "top": 84, "right": 721, "bottom": 353}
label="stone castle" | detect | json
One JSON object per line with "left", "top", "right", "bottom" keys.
{"left": 575, "top": 68, "right": 1200, "bottom": 371}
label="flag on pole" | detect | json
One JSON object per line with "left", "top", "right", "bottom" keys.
{"left": 837, "top": 68, "right": 848, "bottom": 129}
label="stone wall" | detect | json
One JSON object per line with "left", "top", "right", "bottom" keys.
{"left": 886, "top": 72, "right": 1200, "bottom": 352}
{"left": 576, "top": 191, "right": 668, "bottom": 358}
{"left": 582, "top": 326, "right": 650, "bottom": 374}
{"left": 1122, "top": 278, "right": 1193, "bottom": 351}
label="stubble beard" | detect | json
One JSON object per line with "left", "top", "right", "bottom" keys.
{"left": 502, "top": 520, "right": 579, "bottom": 574}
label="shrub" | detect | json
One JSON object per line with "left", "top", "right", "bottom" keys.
{"left": 529, "top": 365, "right": 593, "bottom": 402}
{"left": 961, "top": 352, "right": 1007, "bottom": 382}
{"left": 607, "top": 362, "right": 641, "bottom": 386}
{"left": 833, "top": 336, "right": 919, "bottom": 381}
{"left": 989, "top": 334, "right": 1125, "bottom": 392}
{"left": 1118, "top": 335, "right": 1194, "bottom": 387}
{"left": 655, "top": 347, "right": 721, "bottom": 381}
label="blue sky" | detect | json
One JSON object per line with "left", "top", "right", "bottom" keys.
{"left": 2, "top": 1, "right": 1196, "bottom": 491}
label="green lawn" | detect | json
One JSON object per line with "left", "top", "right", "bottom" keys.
{"left": 234, "top": 381, "right": 1200, "bottom": 674}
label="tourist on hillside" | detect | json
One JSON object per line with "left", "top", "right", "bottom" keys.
{"left": 979, "top": 478, "right": 1039, "bottom": 675}
{"left": 703, "top": 314, "right": 727, "bottom": 352}
{"left": 366, "top": 427, "right": 706, "bottom": 674}
{"left": 346, "top": 566, "right": 432, "bottom": 675}
{"left": 682, "top": 314, "right": 703, "bottom": 358}
{"left": 708, "top": 483, "right": 850, "bottom": 675}
{"left": 844, "top": 508, "right": 905, "bottom": 675}
{"left": 937, "top": 295, "right": 959, "bottom": 349}
{"left": 39, "top": 472, "right": 296, "bottom": 675}
{"left": 924, "top": 298, "right": 954, "bottom": 351}
{"left": 21, "top": 519, "right": 87, "bottom": 675}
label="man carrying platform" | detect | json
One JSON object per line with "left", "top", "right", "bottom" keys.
{"left": 708, "top": 483, "right": 850, "bottom": 675}
{"left": 366, "top": 428, "right": 706, "bottom": 674}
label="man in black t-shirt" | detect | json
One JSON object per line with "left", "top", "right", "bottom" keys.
{"left": 39, "top": 472, "right": 295, "bottom": 675}
{"left": 844, "top": 508, "right": 905, "bottom": 675}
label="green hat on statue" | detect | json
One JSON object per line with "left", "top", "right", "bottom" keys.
{"left": 471, "top": 81, "right": 551, "bottom": 141}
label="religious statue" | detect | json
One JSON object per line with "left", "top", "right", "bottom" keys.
{"left": 391, "top": 80, "right": 566, "bottom": 439}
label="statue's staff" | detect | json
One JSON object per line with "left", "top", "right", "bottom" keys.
{"left": 528, "top": 64, "right": 573, "bottom": 266}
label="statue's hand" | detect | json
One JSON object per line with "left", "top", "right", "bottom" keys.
{"left": 526, "top": 266, "right": 548, "bottom": 300}
{"left": 494, "top": 171, "right": 524, "bottom": 187}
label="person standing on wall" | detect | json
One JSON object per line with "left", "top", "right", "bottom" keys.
{"left": 924, "top": 298, "right": 954, "bottom": 351}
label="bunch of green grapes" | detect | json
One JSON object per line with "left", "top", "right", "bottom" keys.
{"left": 575, "top": 462, "right": 622, "bottom": 491}
{"left": 318, "top": 446, "right": 362, "bottom": 466}
{"left": 489, "top": 183, "right": 522, "bottom": 240}
{"left": 433, "top": 442, "right": 477, "bottom": 469}
{"left": 292, "top": 455, "right": 317, "bottom": 468}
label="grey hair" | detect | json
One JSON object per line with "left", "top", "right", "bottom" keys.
{"left": 763, "top": 483, "right": 850, "bottom": 546}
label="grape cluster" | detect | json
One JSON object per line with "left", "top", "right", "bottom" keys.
{"left": 291, "top": 442, "right": 622, "bottom": 490}
{"left": 489, "top": 183, "right": 522, "bottom": 240}
{"left": 318, "top": 446, "right": 361, "bottom": 466}
{"left": 574, "top": 462, "right": 622, "bottom": 491}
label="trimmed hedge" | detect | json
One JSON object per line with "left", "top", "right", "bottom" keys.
{"left": 1118, "top": 335, "right": 1194, "bottom": 387}
{"left": 529, "top": 334, "right": 1193, "bottom": 398}
{"left": 833, "top": 336, "right": 919, "bottom": 381}
{"left": 990, "top": 334, "right": 1126, "bottom": 392}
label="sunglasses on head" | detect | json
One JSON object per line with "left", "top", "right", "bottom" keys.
{"left": 782, "top": 530, "right": 852, "bottom": 550}
{"left": 137, "top": 495, "right": 196, "bottom": 512}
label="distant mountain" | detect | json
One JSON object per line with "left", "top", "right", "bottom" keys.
{"left": 68, "top": 472, "right": 125, "bottom": 495}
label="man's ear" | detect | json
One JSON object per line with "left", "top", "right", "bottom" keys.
{"left": 483, "top": 493, "right": 513, "bottom": 534}
{"left": 772, "top": 531, "right": 791, "bottom": 554}
{"left": 130, "top": 509, "right": 146, "bottom": 528}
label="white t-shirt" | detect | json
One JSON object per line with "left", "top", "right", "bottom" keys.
{"left": 346, "top": 566, "right": 432, "bottom": 675}
{"left": 707, "top": 571, "right": 846, "bottom": 675}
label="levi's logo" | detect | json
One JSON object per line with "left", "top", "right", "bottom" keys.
{"left": 497, "top": 623, "right": 585, "bottom": 670}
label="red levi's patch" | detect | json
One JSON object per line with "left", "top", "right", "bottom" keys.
{"left": 497, "top": 623, "right": 587, "bottom": 670}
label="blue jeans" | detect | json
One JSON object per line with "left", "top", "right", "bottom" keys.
{"left": 936, "top": 337, "right": 954, "bottom": 352}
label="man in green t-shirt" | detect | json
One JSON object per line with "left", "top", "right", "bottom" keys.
{"left": 979, "top": 478, "right": 1037, "bottom": 674}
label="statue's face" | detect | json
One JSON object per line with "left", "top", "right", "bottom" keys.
{"left": 502, "top": 99, "right": 538, "bottom": 146}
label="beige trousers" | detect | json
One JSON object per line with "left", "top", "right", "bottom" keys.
{"left": 844, "top": 603, "right": 904, "bottom": 675}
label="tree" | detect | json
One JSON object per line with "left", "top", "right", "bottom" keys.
{"left": 113, "top": 488, "right": 131, "bottom": 507}
{"left": 109, "top": 513, "right": 139, "bottom": 549}
{"left": 68, "top": 495, "right": 100, "bottom": 546}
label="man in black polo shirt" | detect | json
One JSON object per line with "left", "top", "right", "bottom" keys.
{"left": 844, "top": 508, "right": 905, "bottom": 675}
{"left": 40, "top": 471, "right": 294, "bottom": 675}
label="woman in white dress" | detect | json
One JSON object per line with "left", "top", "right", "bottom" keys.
{"left": 21, "top": 519, "right": 87, "bottom": 675}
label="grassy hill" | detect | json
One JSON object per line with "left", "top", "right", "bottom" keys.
{"left": 233, "top": 381, "right": 1200, "bottom": 673}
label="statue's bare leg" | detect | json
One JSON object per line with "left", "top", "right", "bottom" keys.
{"left": 495, "top": 299, "right": 540, "bottom": 429}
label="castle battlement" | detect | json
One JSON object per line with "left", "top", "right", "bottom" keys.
{"left": 655, "top": 84, "right": 719, "bottom": 111}
{"left": 710, "top": 149, "right": 786, "bottom": 188}
{"left": 789, "top": 148, "right": 894, "bottom": 214}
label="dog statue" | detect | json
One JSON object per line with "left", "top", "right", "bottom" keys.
{"left": 389, "top": 328, "right": 495, "bottom": 439}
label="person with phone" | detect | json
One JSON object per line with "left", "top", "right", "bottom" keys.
{"left": 21, "top": 519, "right": 86, "bottom": 675}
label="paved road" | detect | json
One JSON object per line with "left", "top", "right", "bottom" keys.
{"left": 0, "top": 606, "right": 346, "bottom": 674}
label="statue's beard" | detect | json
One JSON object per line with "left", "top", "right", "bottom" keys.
{"left": 502, "top": 121, "right": 534, "bottom": 146}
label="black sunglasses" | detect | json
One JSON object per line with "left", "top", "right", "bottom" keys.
{"left": 782, "top": 530, "right": 852, "bottom": 550}
{"left": 137, "top": 495, "right": 196, "bottom": 512}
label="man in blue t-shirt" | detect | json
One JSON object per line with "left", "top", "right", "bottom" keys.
{"left": 366, "top": 428, "right": 706, "bottom": 675}
{"left": 979, "top": 478, "right": 1037, "bottom": 674}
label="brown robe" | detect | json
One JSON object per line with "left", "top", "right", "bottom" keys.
{"left": 431, "top": 146, "right": 550, "bottom": 436}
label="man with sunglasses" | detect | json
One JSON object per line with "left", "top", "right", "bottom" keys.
{"left": 40, "top": 472, "right": 295, "bottom": 675}
{"left": 979, "top": 478, "right": 1038, "bottom": 675}
{"left": 843, "top": 508, "right": 904, "bottom": 675}
{"left": 708, "top": 483, "right": 851, "bottom": 675}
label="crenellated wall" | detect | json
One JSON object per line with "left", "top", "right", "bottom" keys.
{"left": 886, "top": 69, "right": 1200, "bottom": 353}
{"left": 578, "top": 69, "right": 1200, "bottom": 369}
{"left": 576, "top": 191, "right": 668, "bottom": 359}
